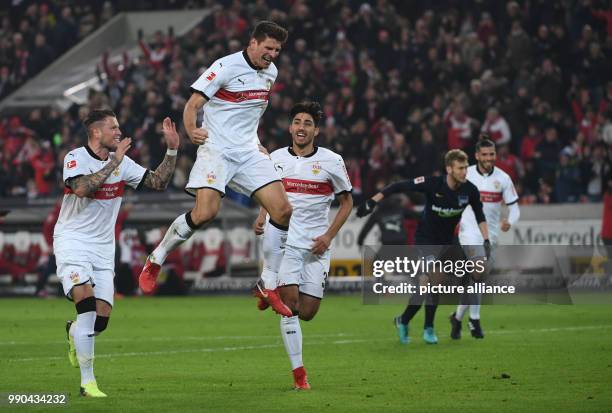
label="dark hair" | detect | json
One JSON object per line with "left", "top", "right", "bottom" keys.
{"left": 251, "top": 21, "right": 288, "bottom": 44}
{"left": 290, "top": 101, "right": 323, "bottom": 126}
{"left": 476, "top": 134, "right": 496, "bottom": 151}
{"left": 83, "top": 109, "right": 116, "bottom": 131}
{"left": 444, "top": 149, "right": 468, "bottom": 166}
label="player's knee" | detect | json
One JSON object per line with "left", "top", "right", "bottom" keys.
{"left": 190, "top": 205, "right": 218, "bottom": 226}
{"left": 94, "top": 315, "right": 110, "bottom": 335}
{"left": 299, "top": 311, "right": 315, "bottom": 322}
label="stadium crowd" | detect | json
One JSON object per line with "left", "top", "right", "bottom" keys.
{"left": 0, "top": 0, "right": 611, "bottom": 204}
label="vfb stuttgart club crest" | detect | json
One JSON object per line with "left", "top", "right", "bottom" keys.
{"left": 311, "top": 162, "right": 322, "bottom": 175}
{"left": 207, "top": 173, "right": 216, "bottom": 184}
{"left": 69, "top": 271, "right": 80, "bottom": 284}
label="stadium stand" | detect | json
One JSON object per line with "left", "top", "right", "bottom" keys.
{"left": 0, "top": 0, "right": 610, "bottom": 204}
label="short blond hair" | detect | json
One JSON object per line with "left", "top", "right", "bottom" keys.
{"left": 444, "top": 149, "right": 468, "bottom": 166}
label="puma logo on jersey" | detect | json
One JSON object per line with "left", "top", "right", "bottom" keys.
{"left": 238, "top": 78, "right": 245, "bottom": 85}
{"left": 435, "top": 193, "right": 443, "bottom": 198}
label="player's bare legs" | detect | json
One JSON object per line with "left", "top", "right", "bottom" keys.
{"left": 296, "top": 294, "right": 321, "bottom": 321}
{"left": 252, "top": 180, "right": 292, "bottom": 227}
{"left": 139, "top": 188, "right": 221, "bottom": 294}
{"left": 68, "top": 284, "right": 106, "bottom": 397}
{"left": 251, "top": 182, "right": 293, "bottom": 316}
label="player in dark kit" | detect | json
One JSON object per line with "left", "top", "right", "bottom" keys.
{"left": 357, "top": 149, "right": 490, "bottom": 344}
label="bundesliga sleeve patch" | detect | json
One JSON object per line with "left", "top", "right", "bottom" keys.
{"left": 206, "top": 72, "right": 216, "bottom": 81}
{"left": 67, "top": 160, "right": 77, "bottom": 169}
{"left": 414, "top": 176, "right": 425, "bottom": 184}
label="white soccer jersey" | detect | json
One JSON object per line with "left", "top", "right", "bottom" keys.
{"left": 53, "top": 146, "right": 146, "bottom": 266}
{"left": 271, "top": 147, "right": 352, "bottom": 249}
{"left": 459, "top": 165, "right": 518, "bottom": 244}
{"left": 190, "top": 50, "right": 276, "bottom": 151}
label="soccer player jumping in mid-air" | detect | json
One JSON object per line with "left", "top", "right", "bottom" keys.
{"left": 357, "top": 149, "right": 490, "bottom": 345}
{"left": 138, "top": 21, "right": 293, "bottom": 316}
{"left": 254, "top": 102, "right": 353, "bottom": 389}
{"left": 56, "top": 110, "right": 179, "bottom": 397}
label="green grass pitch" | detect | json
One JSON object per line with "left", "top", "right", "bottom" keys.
{"left": 1, "top": 295, "right": 611, "bottom": 412}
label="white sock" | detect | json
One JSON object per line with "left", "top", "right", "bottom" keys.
{"left": 75, "top": 311, "right": 96, "bottom": 385}
{"left": 280, "top": 315, "right": 302, "bottom": 370}
{"left": 469, "top": 304, "right": 481, "bottom": 320}
{"left": 69, "top": 319, "right": 77, "bottom": 337}
{"left": 455, "top": 304, "right": 468, "bottom": 321}
{"left": 261, "top": 268, "right": 278, "bottom": 291}
{"left": 151, "top": 213, "right": 196, "bottom": 264}
{"left": 261, "top": 221, "right": 287, "bottom": 290}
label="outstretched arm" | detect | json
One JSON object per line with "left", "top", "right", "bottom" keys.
{"left": 143, "top": 117, "right": 179, "bottom": 190}
{"left": 357, "top": 178, "right": 427, "bottom": 217}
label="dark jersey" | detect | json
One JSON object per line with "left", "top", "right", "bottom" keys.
{"left": 357, "top": 200, "right": 421, "bottom": 246}
{"left": 381, "top": 175, "right": 485, "bottom": 245}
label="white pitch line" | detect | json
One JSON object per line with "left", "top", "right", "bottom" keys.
{"left": 4, "top": 324, "right": 612, "bottom": 363}
{"left": 0, "top": 332, "right": 353, "bottom": 346}
{"left": 487, "top": 324, "right": 612, "bottom": 334}
{"left": 5, "top": 338, "right": 389, "bottom": 362}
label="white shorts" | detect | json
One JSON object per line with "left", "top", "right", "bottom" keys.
{"left": 277, "top": 245, "right": 330, "bottom": 299}
{"left": 56, "top": 259, "right": 115, "bottom": 306}
{"left": 185, "top": 144, "right": 280, "bottom": 197}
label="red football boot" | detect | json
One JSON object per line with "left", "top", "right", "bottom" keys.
{"left": 138, "top": 256, "right": 161, "bottom": 295}
{"left": 252, "top": 280, "right": 292, "bottom": 317}
{"left": 256, "top": 296, "right": 270, "bottom": 311}
{"left": 293, "top": 366, "right": 311, "bottom": 390}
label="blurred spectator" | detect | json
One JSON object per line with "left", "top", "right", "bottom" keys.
{"left": 520, "top": 124, "right": 542, "bottom": 161}
{"left": 555, "top": 148, "right": 583, "bottom": 202}
{"left": 495, "top": 143, "right": 523, "bottom": 183}
{"left": 481, "top": 107, "right": 511, "bottom": 145}
{"left": 582, "top": 142, "right": 611, "bottom": 202}
{"left": 535, "top": 126, "right": 562, "bottom": 181}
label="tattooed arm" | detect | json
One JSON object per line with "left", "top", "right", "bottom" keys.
{"left": 68, "top": 157, "right": 121, "bottom": 197}
{"left": 67, "top": 138, "right": 132, "bottom": 198}
{"left": 143, "top": 117, "right": 180, "bottom": 191}
{"left": 143, "top": 153, "right": 177, "bottom": 190}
